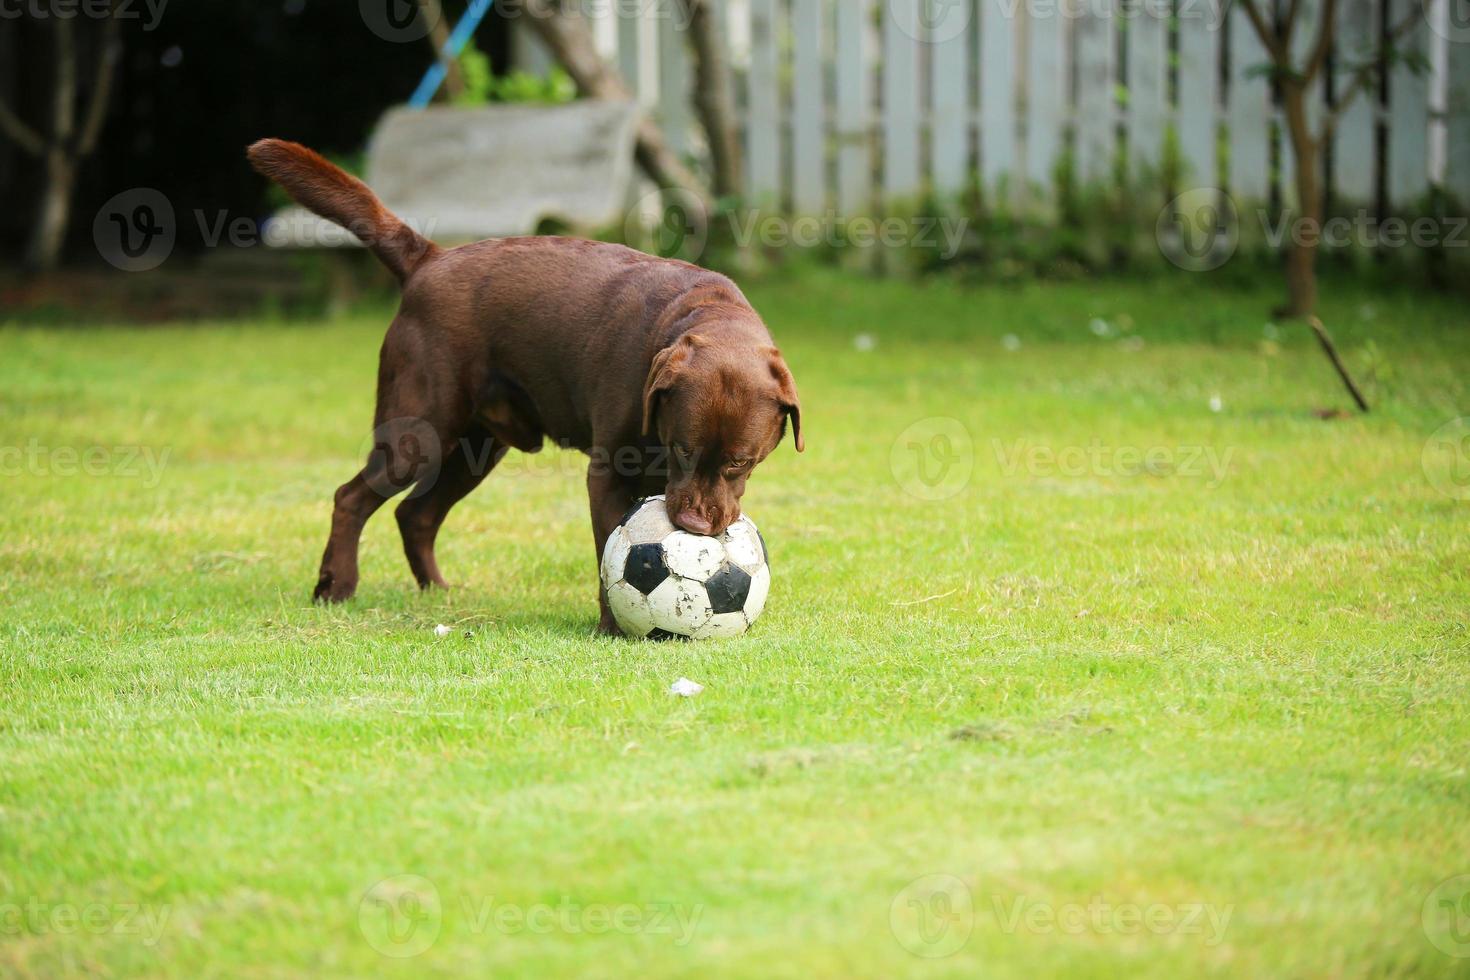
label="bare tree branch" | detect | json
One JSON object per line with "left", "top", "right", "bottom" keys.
{"left": 53, "top": 15, "right": 78, "bottom": 143}
{"left": 77, "top": 4, "right": 122, "bottom": 155}
{"left": 1320, "top": 0, "right": 1430, "bottom": 141}
{"left": 1304, "top": 0, "right": 1338, "bottom": 84}
{"left": 1284, "top": 0, "right": 1304, "bottom": 47}
{"left": 1238, "top": 0, "right": 1284, "bottom": 62}
{"left": 519, "top": 0, "right": 711, "bottom": 205}
{"left": 417, "top": 0, "right": 466, "bottom": 100}
{"left": 680, "top": 0, "right": 743, "bottom": 198}
{"left": 1309, "top": 316, "right": 1371, "bottom": 412}
{"left": 17, "top": 9, "right": 127, "bottom": 271}
{"left": 0, "top": 98, "right": 44, "bottom": 156}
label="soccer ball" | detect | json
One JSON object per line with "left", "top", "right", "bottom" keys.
{"left": 600, "top": 496, "right": 770, "bottom": 639}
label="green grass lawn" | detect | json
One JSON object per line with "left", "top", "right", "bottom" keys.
{"left": 2, "top": 269, "right": 1468, "bottom": 977}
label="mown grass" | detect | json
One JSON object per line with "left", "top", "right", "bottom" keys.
{"left": 1, "top": 269, "right": 1468, "bottom": 978}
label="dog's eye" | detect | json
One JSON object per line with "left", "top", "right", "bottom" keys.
{"left": 726, "top": 458, "right": 751, "bottom": 470}
{"left": 674, "top": 445, "right": 695, "bottom": 460}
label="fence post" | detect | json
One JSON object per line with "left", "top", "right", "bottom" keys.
{"left": 657, "top": 0, "right": 692, "bottom": 157}
{"left": 792, "top": 0, "right": 827, "bottom": 214}
{"left": 884, "top": 0, "right": 925, "bottom": 201}
{"left": 979, "top": 0, "right": 1017, "bottom": 201}
{"left": 1447, "top": 3, "right": 1470, "bottom": 206}
{"left": 1026, "top": 0, "right": 1066, "bottom": 203}
{"left": 1227, "top": 1, "right": 1271, "bottom": 203}
{"left": 1127, "top": 0, "right": 1167, "bottom": 185}
{"left": 836, "top": 0, "right": 873, "bottom": 216}
{"left": 1332, "top": 0, "right": 1379, "bottom": 205}
{"left": 1074, "top": 2, "right": 1114, "bottom": 187}
{"left": 617, "top": 0, "right": 645, "bottom": 102}
{"left": 930, "top": 0, "right": 973, "bottom": 197}
{"left": 1387, "top": 0, "right": 1430, "bottom": 209}
{"left": 1175, "top": 3, "right": 1220, "bottom": 189}
{"left": 746, "top": 0, "right": 782, "bottom": 205}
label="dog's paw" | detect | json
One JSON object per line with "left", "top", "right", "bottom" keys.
{"left": 313, "top": 570, "right": 357, "bottom": 604}
{"left": 596, "top": 614, "right": 625, "bottom": 638}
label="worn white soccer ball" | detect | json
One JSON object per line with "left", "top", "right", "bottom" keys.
{"left": 600, "top": 495, "right": 770, "bottom": 639}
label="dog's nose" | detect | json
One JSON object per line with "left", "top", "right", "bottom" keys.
{"left": 674, "top": 510, "right": 714, "bottom": 536}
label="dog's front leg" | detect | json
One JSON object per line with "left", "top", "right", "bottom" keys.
{"left": 587, "top": 460, "right": 636, "bottom": 636}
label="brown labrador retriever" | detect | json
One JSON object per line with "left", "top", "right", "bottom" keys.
{"left": 247, "top": 139, "right": 803, "bottom": 634}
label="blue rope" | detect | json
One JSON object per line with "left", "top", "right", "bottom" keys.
{"left": 407, "top": 0, "right": 496, "bottom": 109}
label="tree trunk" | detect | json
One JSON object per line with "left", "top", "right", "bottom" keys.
{"left": 25, "top": 16, "right": 78, "bottom": 273}
{"left": 418, "top": 0, "right": 466, "bottom": 100}
{"left": 520, "top": 0, "right": 710, "bottom": 208}
{"left": 1280, "top": 83, "right": 1321, "bottom": 318}
{"left": 0, "top": 6, "right": 118, "bottom": 274}
{"left": 25, "top": 148, "right": 75, "bottom": 272}
{"left": 680, "top": 0, "right": 742, "bottom": 198}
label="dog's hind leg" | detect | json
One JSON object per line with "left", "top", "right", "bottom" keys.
{"left": 391, "top": 372, "right": 543, "bottom": 589}
{"left": 315, "top": 412, "right": 447, "bottom": 603}
{"left": 395, "top": 426, "right": 504, "bottom": 590}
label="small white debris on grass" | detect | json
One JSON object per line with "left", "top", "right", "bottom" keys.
{"left": 854, "top": 333, "right": 877, "bottom": 352}
{"left": 1001, "top": 334, "right": 1022, "bottom": 352}
{"left": 1209, "top": 394, "right": 1224, "bottom": 413}
{"left": 1089, "top": 317, "right": 1114, "bottom": 337}
{"left": 669, "top": 678, "right": 704, "bottom": 698}
{"left": 433, "top": 624, "right": 453, "bottom": 637}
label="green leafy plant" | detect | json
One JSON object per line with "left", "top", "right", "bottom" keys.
{"left": 451, "top": 45, "right": 575, "bottom": 106}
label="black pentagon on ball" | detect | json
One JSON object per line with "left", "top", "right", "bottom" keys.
{"left": 756, "top": 527, "right": 769, "bottom": 566}
{"left": 646, "top": 628, "right": 688, "bottom": 642}
{"left": 704, "top": 562, "right": 752, "bottom": 615}
{"left": 624, "top": 542, "right": 671, "bottom": 595}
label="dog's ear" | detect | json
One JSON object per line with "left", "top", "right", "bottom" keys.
{"left": 768, "top": 349, "right": 804, "bottom": 452}
{"left": 642, "top": 335, "right": 698, "bottom": 436}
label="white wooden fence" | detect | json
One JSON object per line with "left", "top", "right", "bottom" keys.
{"left": 513, "top": 0, "right": 1469, "bottom": 216}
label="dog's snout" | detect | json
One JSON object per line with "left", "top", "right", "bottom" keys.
{"left": 674, "top": 509, "right": 714, "bottom": 536}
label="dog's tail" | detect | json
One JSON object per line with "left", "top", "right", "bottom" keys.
{"left": 247, "top": 138, "right": 437, "bottom": 282}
